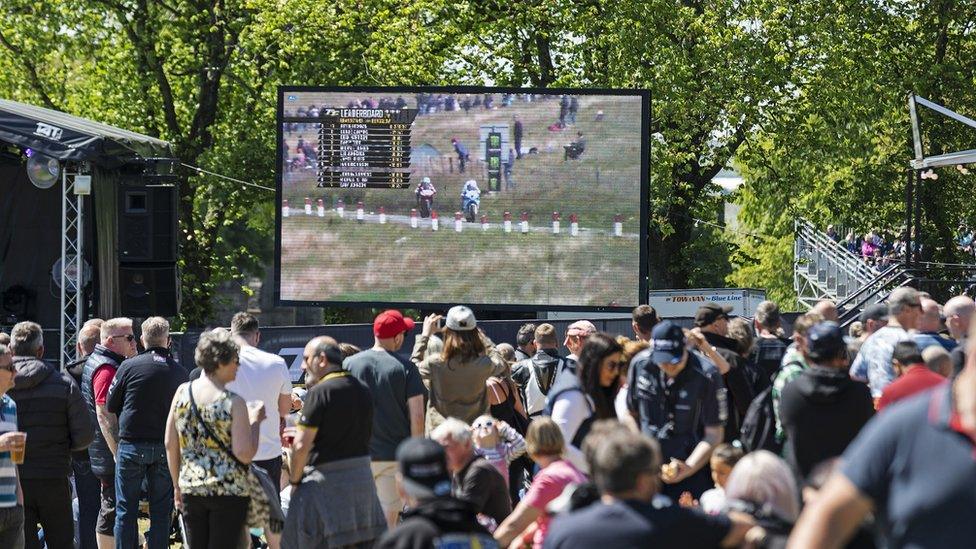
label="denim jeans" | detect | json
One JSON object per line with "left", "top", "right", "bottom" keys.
{"left": 72, "top": 458, "right": 100, "bottom": 549}
{"left": 114, "top": 441, "right": 173, "bottom": 549}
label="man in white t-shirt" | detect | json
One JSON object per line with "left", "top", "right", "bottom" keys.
{"left": 227, "top": 312, "right": 292, "bottom": 491}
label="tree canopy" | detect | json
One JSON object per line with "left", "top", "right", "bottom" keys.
{"left": 1, "top": 0, "right": 972, "bottom": 322}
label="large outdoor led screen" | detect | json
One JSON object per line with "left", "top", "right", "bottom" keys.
{"left": 276, "top": 86, "right": 648, "bottom": 310}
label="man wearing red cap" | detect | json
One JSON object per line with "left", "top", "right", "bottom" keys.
{"left": 345, "top": 310, "right": 427, "bottom": 528}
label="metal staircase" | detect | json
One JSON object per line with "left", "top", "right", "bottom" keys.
{"left": 794, "top": 219, "right": 913, "bottom": 321}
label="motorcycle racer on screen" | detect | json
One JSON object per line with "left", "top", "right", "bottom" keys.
{"left": 416, "top": 176, "right": 437, "bottom": 218}
{"left": 460, "top": 179, "right": 481, "bottom": 222}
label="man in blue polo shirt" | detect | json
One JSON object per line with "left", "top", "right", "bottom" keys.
{"left": 788, "top": 336, "right": 975, "bottom": 548}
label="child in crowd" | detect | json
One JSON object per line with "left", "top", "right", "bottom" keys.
{"left": 700, "top": 444, "right": 744, "bottom": 514}
{"left": 681, "top": 443, "right": 744, "bottom": 514}
{"left": 471, "top": 415, "right": 526, "bottom": 484}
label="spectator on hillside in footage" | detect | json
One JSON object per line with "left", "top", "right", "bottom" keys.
{"left": 81, "top": 317, "right": 138, "bottom": 549}
{"left": 725, "top": 450, "right": 800, "bottom": 548}
{"left": 752, "top": 301, "right": 790, "bottom": 383}
{"left": 451, "top": 137, "right": 470, "bottom": 173}
{"left": 779, "top": 322, "right": 873, "bottom": 480}
{"left": 546, "top": 333, "right": 623, "bottom": 470}
{"left": 877, "top": 341, "right": 946, "bottom": 411}
{"left": 9, "top": 321, "right": 94, "bottom": 549}
{"left": 563, "top": 320, "right": 596, "bottom": 363}
{"left": 345, "top": 310, "right": 426, "bottom": 528}
{"left": 789, "top": 328, "right": 976, "bottom": 548}
{"left": 284, "top": 336, "right": 386, "bottom": 548}
{"left": 628, "top": 321, "right": 726, "bottom": 499}
{"left": 914, "top": 297, "right": 957, "bottom": 352}
{"left": 108, "top": 317, "right": 187, "bottom": 548}
{"left": 432, "top": 418, "right": 511, "bottom": 528}
{"left": 850, "top": 287, "right": 922, "bottom": 398}
{"left": 412, "top": 307, "right": 508, "bottom": 433}
{"left": 494, "top": 418, "right": 587, "bottom": 549}
{"left": 164, "top": 330, "right": 269, "bottom": 548}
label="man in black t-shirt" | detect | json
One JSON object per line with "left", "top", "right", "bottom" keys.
{"left": 283, "top": 336, "right": 387, "bottom": 548}
{"left": 432, "top": 418, "right": 511, "bottom": 527}
{"left": 105, "top": 317, "right": 186, "bottom": 549}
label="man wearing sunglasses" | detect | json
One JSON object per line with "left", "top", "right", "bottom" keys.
{"left": 80, "top": 317, "right": 137, "bottom": 549}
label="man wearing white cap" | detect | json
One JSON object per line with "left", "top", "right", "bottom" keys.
{"left": 412, "top": 306, "right": 508, "bottom": 433}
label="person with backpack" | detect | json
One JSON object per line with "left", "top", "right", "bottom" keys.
{"left": 512, "top": 324, "right": 568, "bottom": 418}
{"left": 627, "top": 322, "right": 726, "bottom": 499}
{"left": 544, "top": 333, "right": 622, "bottom": 472}
{"left": 751, "top": 301, "right": 791, "bottom": 383}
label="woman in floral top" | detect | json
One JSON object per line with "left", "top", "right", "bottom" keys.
{"left": 164, "top": 329, "right": 266, "bottom": 548}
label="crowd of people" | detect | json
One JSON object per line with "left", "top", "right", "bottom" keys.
{"left": 0, "top": 289, "right": 973, "bottom": 547}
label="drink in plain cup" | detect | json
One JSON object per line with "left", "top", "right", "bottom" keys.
{"left": 9, "top": 432, "right": 25, "bottom": 465}
{"left": 283, "top": 414, "right": 296, "bottom": 447}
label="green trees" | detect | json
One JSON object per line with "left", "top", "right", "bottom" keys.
{"left": 3, "top": 0, "right": 973, "bottom": 321}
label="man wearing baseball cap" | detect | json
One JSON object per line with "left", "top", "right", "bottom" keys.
{"left": 375, "top": 438, "right": 497, "bottom": 549}
{"left": 696, "top": 302, "right": 760, "bottom": 443}
{"left": 627, "top": 321, "right": 726, "bottom": 499}
{"left": 345, "top": 310, "right": 427, "bottom": 527}
{"left": 563, "top": 320, "right": 597, "bottom": 363}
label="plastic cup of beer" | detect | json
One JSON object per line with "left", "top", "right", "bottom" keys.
{"left": 9, "top": 432, "right": 25, "bottom": 465}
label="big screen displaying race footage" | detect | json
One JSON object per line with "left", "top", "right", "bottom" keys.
{"left": 276, "top": 86, "right": 648, "bottom": 310}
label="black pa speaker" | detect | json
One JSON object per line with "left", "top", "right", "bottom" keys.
{"left": 118, "top": 185, "right": 178, "bottom": 263}
{"left": 119, "top": 263, "right": 179, "bottom": 317}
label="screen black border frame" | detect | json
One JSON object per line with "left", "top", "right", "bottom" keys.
{"left": 275, "top": 85, "right": 650, "bottom": 313}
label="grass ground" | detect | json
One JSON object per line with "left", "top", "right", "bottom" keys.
{"left": 280, "top": 215, "right": 639, "bottom": 306}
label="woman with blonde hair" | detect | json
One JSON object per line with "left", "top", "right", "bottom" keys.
{"left": 412, "top": 306, "right": 508, "bottom": 433}
{"left": 724, "top": 450, "right": 799, "bottom": 548}
{"left": 494, "top": 418, "right": 587, "bottom": 549}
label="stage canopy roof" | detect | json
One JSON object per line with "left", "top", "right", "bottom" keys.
{"left": 0, "top": 99, "right": 171, "bottom": 167}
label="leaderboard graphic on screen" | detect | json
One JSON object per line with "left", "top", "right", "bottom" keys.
{"left": 276, "top": 87, "right": 648, "bottom": 310}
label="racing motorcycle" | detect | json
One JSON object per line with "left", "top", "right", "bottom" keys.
{"left": 460, "top": 180, "right": 481, "bottom": 223}
{"left": 416, "top": 177, "right": 436, "bottom": 218}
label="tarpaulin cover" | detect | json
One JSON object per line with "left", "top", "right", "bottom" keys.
{"left": 0, "top": 99, "right": 171, "bottom": 166}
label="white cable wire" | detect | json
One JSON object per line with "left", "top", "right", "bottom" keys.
{"left": 180, "top": 162, "right": 275, "bottom": 192}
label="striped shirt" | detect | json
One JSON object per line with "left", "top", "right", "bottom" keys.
{"left": 0, "top": 395, "right": 17, "bottom": 508}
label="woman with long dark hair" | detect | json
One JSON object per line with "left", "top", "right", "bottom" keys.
{"left": 411, "top": 306, "right": 508, "bottom": 433}
{"left": 544, "top": 332, "right": 623, "bottom": 470}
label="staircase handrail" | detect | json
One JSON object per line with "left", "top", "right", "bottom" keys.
{"left": 795, "top": 220, "right": 881, "bottom": 291}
